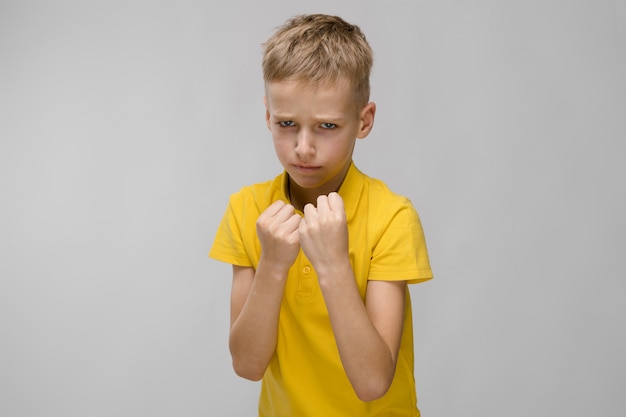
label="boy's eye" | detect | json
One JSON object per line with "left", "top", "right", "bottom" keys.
{"left": 320, "top": 123, "right": 337, "bottom": 129}
{"left": 279, "top": 121, "right": 295, "bottom": 127}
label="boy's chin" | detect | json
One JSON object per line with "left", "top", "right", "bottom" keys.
{"left": 287, "top": 174, "right": 326, "bottom": 190}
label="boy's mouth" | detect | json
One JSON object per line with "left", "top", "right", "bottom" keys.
{"left": 293, "top": 164, "right": 321, "bottom": 172}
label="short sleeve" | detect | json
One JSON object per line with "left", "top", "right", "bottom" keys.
{"left": 208, "top": 193, "right": 253, "bottom": 267}
{"left": 368, "top": 199, "right": 433, "bottom": 284}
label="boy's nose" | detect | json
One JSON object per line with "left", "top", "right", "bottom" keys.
{"left": 294, "top": 130, "right": 315, "bottom": 157}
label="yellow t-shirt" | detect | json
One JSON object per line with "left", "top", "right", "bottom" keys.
{"left": 209, "top": 162, "right": 433, "bottom": 416}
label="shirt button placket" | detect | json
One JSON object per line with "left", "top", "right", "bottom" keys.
{"left": 296, "top": 258, "right": 313, "bottom": 298}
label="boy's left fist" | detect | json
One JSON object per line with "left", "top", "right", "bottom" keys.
{"left": 298, "top": 192, "right": 349, "bottom": 274}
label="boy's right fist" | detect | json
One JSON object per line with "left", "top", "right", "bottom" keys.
{"left": 256, "top": 200, "right": 302, "bottom": 271}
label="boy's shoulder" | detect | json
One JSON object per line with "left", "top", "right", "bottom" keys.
{"left": 342, "top": 164, "right": 419, "bottom": 226}
{"left": 351, "top": 165, "right": 414, "bottom": 207}
{"left": 228, "top": 172, "right": 285, "bottom": 207}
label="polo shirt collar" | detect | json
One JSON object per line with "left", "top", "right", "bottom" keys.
{"left": 337, "top": 161, "right": 364, "bottom": 222}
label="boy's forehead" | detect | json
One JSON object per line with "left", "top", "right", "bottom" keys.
{"left": 265, "top": 79, "right": 357, "bottom": 116}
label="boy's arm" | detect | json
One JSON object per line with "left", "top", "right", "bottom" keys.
{"left": 299, "top": 193, "right": 406, "bottom": 401}
{"left": 228, "top": 200, "right": 301, "bottom": 381}
{"left": 322, "top": 268, "right": 406, "bottom": 402}
{"left": 228, "top": 263, "right": 285, "bottom": 381}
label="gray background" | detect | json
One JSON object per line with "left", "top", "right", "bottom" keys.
{"left": 1, "top": 0, "right": 624, "bottom": 416}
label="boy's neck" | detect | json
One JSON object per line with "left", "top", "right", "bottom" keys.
{"left": 287, "top": 180, "right": 312, "bottom": 212}
{"left": 287, "top": 163, "right": 351, "bottom": 212}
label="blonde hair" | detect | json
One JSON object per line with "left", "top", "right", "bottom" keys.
{"left": 262, "top": 14, "right": 373, "bottom": 107}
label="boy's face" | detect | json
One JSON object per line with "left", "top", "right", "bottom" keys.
{"left": 264, "top": 78, "right": 375, "bottom": 197}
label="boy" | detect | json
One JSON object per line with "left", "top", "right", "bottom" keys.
{"left": 209, "top": 14, "right": 433, "bottom": 416}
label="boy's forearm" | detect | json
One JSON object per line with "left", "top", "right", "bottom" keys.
{"left": 229, "top": 259, "right": 288, "bottom": 381}
{"left": 318, "top": 263, "right": 397, "bottom": 402}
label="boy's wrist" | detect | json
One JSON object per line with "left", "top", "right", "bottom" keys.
{"left": 257, "top": 255, "right": 293, "bottom": 281}
{"left": 315, "top": 258, "right": 354, "bottom": 288}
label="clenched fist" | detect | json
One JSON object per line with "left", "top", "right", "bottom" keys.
{"left": 298, "top": 192, "right": 350, "bottom": 276}
{"left": 257, "top": 200, "right": 302, "bottom": 272}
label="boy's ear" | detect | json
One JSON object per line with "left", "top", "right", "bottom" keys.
{"left": 263, "top": 96, "right": 271, "bottom": 130}
{"left": 357, "top": 102, "right": 376, "bottom": 139}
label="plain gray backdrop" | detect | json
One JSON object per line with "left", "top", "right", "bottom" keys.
{"left": 1, "top": 1, "right": 624, "bottom": 416}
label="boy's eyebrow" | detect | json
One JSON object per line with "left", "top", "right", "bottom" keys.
{"left": 316, "top": 115, "right": 344, "bottom": 122}
{"left": 271, "top": 112, "right": 345, "bottom": 122}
